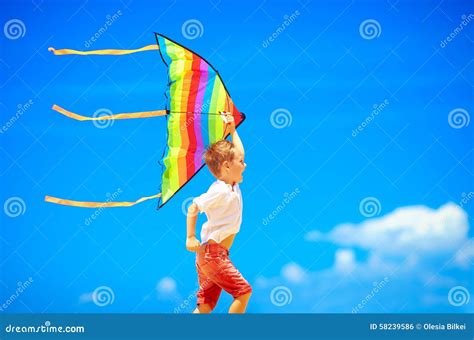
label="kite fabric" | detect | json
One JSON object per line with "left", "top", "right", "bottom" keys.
{"left": 155, "top": 34, "right": 245, "bottom": 206}
{"left": 44, "top": 33, "right": 246, "bottom": 209}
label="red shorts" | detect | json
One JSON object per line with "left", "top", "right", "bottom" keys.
{"left": 196, "top": 243, "right": 252, "bottom": 310}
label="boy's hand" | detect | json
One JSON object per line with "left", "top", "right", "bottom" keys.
{"left": 223, "top": 112, "right": 235, "bottom": 134}
{"left": 186, "top": 236, "right": 201, "bottom": 252}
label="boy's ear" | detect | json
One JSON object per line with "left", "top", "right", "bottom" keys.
{"left": 221, "top": 160, "right": 230, "bottom": 170}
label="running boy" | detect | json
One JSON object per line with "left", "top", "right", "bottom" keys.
{"left": 186, "top": 112, "right": 252, "bottom": 313}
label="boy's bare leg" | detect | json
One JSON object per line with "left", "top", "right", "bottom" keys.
{"left": 228, "top": 292, "right": 251, "bottom": 314}
{"left": 193, "top": 303, "right": 212, "bottom": 314}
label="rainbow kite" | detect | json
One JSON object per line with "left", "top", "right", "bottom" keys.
{"left": 45, "top": 33, "right": 245, "bottom": 209}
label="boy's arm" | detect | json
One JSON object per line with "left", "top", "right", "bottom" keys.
{"left": 231, "top": 129, "right": 244, "bottom": 156}
{"left": 225, "top": 112, "right": 244, "bottom": 155}
{"left": 186, "top": 203, "right": 201, "bottom": 252}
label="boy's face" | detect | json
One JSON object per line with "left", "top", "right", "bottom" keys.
{"left": 225, "top": 149, "right": 246, "bottom": 184}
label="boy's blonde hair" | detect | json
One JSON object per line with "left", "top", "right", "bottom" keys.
{"left": 204, "top": 140, "right": 235, "bottom": 177}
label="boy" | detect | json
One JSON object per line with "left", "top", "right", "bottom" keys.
{"left": 186, "top": 112, "right": 252, "bottom": 314}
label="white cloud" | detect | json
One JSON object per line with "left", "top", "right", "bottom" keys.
{"left": 156, "top": 277, "right": 177, "bottom": 295}
{"left": 306, "top": 203, "right": 469, "bottom": 256}
{"left": 252, "top": 203, "right": 473, "bottom": 312}
{"left": 454, "top": 240, "right": 474, "bottom": 269}
{"left": 281, "top": 262, "right": 306, "bottom": 283}
{"left": 334, "top": 249, "right": 356, "bottom": 273}
{"left": 304, "top": 230, "right": 324, "bottom": 242}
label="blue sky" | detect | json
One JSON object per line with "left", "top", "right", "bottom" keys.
{"left": 0, "top": 0, "right": 473, "bottom": 313}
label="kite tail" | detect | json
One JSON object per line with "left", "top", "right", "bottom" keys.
{"left": 48, "top": 44, "right": 159, "bottom": 56}
{"left": 52, "top": 105, "right": 168, "bottom": 121}
{"left": 44, "top": 193, "right": 161, "bottom": 208}
{"left": 49, "top": 44, "right": 164, "bottom": 121}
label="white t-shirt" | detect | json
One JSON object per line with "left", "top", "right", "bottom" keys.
{"left": 193, "top": 180, "right": 243, "bottom": 243}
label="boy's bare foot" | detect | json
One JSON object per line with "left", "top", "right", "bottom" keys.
{"left": 193, "top": 303, "right": 213, "bottom": 313}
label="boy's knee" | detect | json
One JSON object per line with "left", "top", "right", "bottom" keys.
{"left": 237, "top": 290, "right": 252, "bottom": 301}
